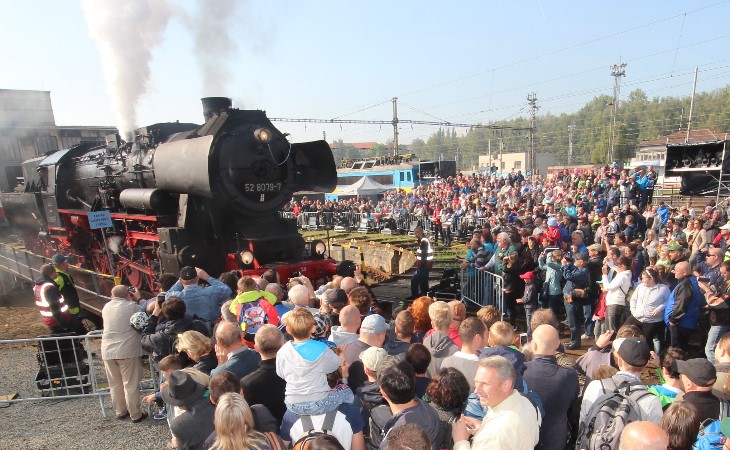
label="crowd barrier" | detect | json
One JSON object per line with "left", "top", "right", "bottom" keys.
{"left": 459, "top": 267, "right": 504, "bottom": 313}
{"left": 0, "top": 331, "right": 157, "bottom": 417}
{"left": 284, "top": 211, "right": 496, "bottom": 239}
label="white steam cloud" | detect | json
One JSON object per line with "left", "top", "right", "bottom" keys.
{"left": 82, "top": 0, "right": 243, "bottom": 134}
{"left": 81, "top": 0, "right": 173, "bottom": 137}
{"left": 192, "top": 0, "right": 240, "bottom": 96}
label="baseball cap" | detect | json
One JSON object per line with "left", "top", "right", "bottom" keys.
{"left": 612, "top": 337, "right": 650, "bottom": 367}
{"left": 720, "top": 223, "right": 730, "bottom": 230}
{"left": 360, "top": 314, "right": 388, "bottom": 334}
{"left": 52, "top": 254, "right": 68, "bottom": 265}
{"left": 665, "top": 242, "right": 685, "bottom": 252}
{"left": 519, "top": 271, "right": 535, "bottom": 280}
{"left": 360, "top": 347, "right": 387, "bottom": 372}
{"left": 179, "top": 266, "right": 197, "bottom": 281}
{"left": 672, "top": 358, "right": 717, "bottom": 387}
{"left": 547, "top": 217, "right": 559, "bottom": 227}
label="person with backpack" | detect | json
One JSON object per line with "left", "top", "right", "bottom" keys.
{"left": 577, "top": 337, "right": 662, "bottom": 449}
{"left": 228, "top": 276, "right": 280, "bottom": 348}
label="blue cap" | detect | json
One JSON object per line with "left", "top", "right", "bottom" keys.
{"left": 52, "top": 254, "right": 68, "bottom": 265}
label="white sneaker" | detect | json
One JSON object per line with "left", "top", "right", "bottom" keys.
{"left": 580, "top": 334, "right": 591, "bottom": 340}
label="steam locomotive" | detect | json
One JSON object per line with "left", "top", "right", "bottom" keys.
{"left": 0, "top": 97, "right": 338, "bottom": 291}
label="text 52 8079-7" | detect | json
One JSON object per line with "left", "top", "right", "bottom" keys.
{"left": 245, "top": 183, "right": 282, "bottom": 192}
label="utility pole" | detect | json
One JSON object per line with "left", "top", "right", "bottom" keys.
{"left": 608, "top": 63, "right": 627, "bottom": 164}
{"left": 392, "top": 97, "right": 399, "bottom": 157}
{"left": 487, "top": 138, "right": 491, "bottom": 171}
{"left": 686, "top": 67, "right": 699, "bottom": 143}
{"left": 323, "top": 130, "right": 326, "bottom": 141}
{"left": 568, "top": 124, "right": 575, "bottom": 165}
{"left": 499, "top": 135, "right": 504, "bottom": 175}
{"left": 527, "top": 93, "right": 539, "bottom": 174}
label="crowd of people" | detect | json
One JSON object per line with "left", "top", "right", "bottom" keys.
{"left": 28, "top": 163, "right": 730, "bottom": 449}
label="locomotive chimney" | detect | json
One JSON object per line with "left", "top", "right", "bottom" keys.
{"left": 201, "top": 97, "right": 232, "bottom": 121}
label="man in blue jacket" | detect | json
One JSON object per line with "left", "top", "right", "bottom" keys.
{"left": 166, "top": 266, "right": 232, "bottom": 323}
{"left": 664, "top": 261, "right": 701, "bottom": 351}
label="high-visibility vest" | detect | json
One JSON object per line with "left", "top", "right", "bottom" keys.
{"left": 33, "top": 282, "right": 68, "bottom": 319}
{"left": 416, "top": 237, "right": 434, "bottom": 261}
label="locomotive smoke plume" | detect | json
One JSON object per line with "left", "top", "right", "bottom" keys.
{"left": 191, "top": 0, "right": 240, "bottom": 96}
{"left": 81, "top": 0, "right": 173, "bottom": 137}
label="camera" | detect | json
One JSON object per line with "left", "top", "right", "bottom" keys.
{"left": 698, "top": 276, "right": 711, "bottom": 283}
{"left": 291, "top": 271, "right": 302, "bottom": 278}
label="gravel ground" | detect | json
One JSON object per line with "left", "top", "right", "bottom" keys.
{"left": 0, "top": 340, "right": 170, "bottom": 450}
{"left": 0, "top": 396, "right": 170, "bottom": 450}
{"left": 0, "top": 294, "right": 171, "bottom": 450}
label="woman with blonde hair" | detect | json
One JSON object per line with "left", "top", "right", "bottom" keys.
{"left": 210, "top": 392, "right": 284, "bottom": 450}
{"left": 176, "top": 330, "right": 217, "bottom": 375}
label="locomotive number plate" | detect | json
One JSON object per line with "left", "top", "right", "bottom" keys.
{"left": 244, "top": 183, "right": 282, "bottom": 192}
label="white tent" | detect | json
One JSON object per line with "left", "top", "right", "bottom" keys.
{"left": 334, "top": 176, "right": 392, "bottom": 196}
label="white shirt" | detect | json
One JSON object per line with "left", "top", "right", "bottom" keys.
{"left": 454, "top": 390, "right": 541, "bottom": 450}
{"left": 601, "top": 270, "right": 633, "bottom": 307}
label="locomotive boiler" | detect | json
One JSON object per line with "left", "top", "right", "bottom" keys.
{"left": 0, "top": 97, "right": 338, "bottom": 291}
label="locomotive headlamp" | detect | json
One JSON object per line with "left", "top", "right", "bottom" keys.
{"left": 240, "top": 251, "right": 255, "bottom": 265}
{"left": 314, "top": 241, "right": 326, "bottom": 255}
{"left": 254, "top": 128, "right": 272, "bottom": 144}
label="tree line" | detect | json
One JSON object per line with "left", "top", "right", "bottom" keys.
{"left": 330, "top": 86, "right": 730, "bottom": 169}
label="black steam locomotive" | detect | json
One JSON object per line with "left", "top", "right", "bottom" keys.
{"left": 0, "top": 97, "right": 338, "bottom": 291}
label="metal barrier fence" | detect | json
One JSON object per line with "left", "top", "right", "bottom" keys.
{"left": 284, "top": 211, "right": 502, "bottom": 241}
{"left": 0, "top": 331, "right": 157, "bottom": 417}
{"left": 460, "top": 268, "right": 504, "bottom": 313}
{"left": 283, "top": 211, "right": 446, "bottom": 236}
{"left": 0, "top": 243, "right": 114, "bottom": 314}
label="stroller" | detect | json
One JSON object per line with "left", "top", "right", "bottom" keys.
{"left": 35, "top": 333, "right": 91, "bottom": 396}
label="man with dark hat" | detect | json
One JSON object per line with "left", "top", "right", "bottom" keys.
{"left": 580, "top": 337, "right": 662, "bottom": 426}
{"left": 163, "top": 370, "right": 215, "bottom": 450}
{"left": 673, "top": 358, "right": 720, "bottom": 422}
{"left": 165, "top": 266, "right": 232, "bottom": 323}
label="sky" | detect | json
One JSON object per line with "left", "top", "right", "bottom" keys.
{"left": 2, "top": 0, "right": 729, "bottom": 146}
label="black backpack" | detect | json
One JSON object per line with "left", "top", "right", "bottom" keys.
{"left": 575, "top": 376, "right": 653, "bottom": 450}
{"left": 292, "top": 410, "right": 338, "bottom": 450}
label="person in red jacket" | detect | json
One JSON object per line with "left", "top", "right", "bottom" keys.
{"left": 544, "top": 217, "right": 562, "bottom": 248}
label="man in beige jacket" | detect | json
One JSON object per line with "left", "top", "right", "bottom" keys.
{"left": 102, "top": 284, "right": 146, "bottom": 422}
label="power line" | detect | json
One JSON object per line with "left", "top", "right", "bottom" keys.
{"left": 396, "top": 1, "right": 730, "bottom": 99}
